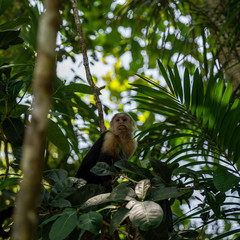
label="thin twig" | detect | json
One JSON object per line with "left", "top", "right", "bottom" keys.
{"left": 70, "top": 0, "right": 105, "bottom": 133}
{"left": 4, "top": 139, "right": 9, "bottom": 180}
{"left": 0, "top": 125, "right": 9, "bottom": 180}
{"left": 103, "top": 220, "right": 134, "bottom": 239}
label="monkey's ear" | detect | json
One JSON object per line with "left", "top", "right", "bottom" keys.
{"left": 130, "top": 119, "right": 137, "bottom": 132}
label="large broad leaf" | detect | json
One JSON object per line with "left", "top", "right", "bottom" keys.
{"left": 78, "top": 211, "right": 103, "bottom": 235}
{"left": 49, "top": 199, "right": 72, "bottom": 208}
{"left": 51, "top": 178, "right": 75, "bottom": 201}
{"left": 213, "top": 167, "right": 240, "bottom": 193}
{"left": 49, "top": 208, "right": 77, "bottom": 240}
{"left": 91, "top": 162, "right": 118, "bottom": 176}
{"left": 41, "top": 208, "right": 74, "bottom": 226}
{"left": 129, "top": 201, "right": 163, "bottom": 231}
{"left": 43, "top": 169, "right": 68, "bottom": 184}
{"left": 146, "top": 186, "right": 190, "bottom": 201}
{"left": 47, "top": 120, "right": 70, "bottom": 153}
{"left": 80, "top": 193, "right": 111, "bottom": 209}
{"left": 109, "top": 183, "right": 136, "bottom": 202}
{"left": 114, "top": 160, "right": 148, "bottom": 178}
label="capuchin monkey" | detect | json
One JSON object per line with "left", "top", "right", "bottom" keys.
{"left": 75, "top": 113, "right": 137, "bottom": 188}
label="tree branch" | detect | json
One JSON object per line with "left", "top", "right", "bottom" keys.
{"left": 11, "top": 1, "right": 61, "bottom": 239}
{"left": 103, "top": 220, "right": 134, "bottom": 239}
{"left": 70, "top": 0, "right": 106, "bottom": 133}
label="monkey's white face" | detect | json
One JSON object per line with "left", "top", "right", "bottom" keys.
{"left": 109, "top": 113, "right": 136, "bottom": 135}
{"left": 114, "top": 115, "right": 129, "bottom": 131}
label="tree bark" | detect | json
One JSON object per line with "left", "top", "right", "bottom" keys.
{"left": 11, "top": 1, "right": 61, "bottom": 239}
{"left": 202, "top": 0, "right": 240, "bottom": 91}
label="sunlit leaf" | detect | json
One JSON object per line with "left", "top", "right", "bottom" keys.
{"left": 129, "top": 201, "right": 163, "bottom": 231}
{"left": 135, "top": 179, "right": 151, "bottom": 201}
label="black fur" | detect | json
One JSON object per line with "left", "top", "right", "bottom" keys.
{"left": 75, "top": 131, "right": 113, "bottom": 186}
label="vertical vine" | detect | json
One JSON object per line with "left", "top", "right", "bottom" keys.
{"left": 70, "top": 0, "right": 106, "bottom": 133}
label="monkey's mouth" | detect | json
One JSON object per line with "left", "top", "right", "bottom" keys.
{"left": 118, "top": 125, "right": 126, "bottom": 130}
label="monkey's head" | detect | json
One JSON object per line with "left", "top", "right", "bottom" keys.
{"left": 109, "top": 113, "right": 136, "bottom": 135}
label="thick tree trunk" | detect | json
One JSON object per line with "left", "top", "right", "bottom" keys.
{"left": 11, "top": 1, "right": 61, "bottom": 239}
{"left": 202, "top": 0, "right": 240, "bottom": 91}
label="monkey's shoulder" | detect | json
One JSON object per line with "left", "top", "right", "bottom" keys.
{"left": 101, "top": 131, "right": 118, "bottom": 154}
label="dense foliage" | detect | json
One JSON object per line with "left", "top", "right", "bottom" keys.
{"left": 0, "top": 0, "right": 240, "bottom": 239}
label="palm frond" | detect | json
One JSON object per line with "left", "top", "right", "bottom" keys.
{"left": 133, "top": 60, "right": 240, "bottom": 166}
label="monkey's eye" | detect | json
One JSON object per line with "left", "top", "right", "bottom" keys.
{"left": 116, "top": 118, "right": 120, "bottom": 122}
{"left": 123, "top": 118, "right": 127, "bottom": 121}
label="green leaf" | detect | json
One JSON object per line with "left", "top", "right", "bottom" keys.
{"left": 157, "top": 59, "right": 174, "bottom": 95}
{"left": 178, "top": 230, "right": 199, "bottom": 238}
{"left": 212, "top": 79, "right": 232, "bottom": 137}
{"left": 196, "top": 71, "right": 203, "bottom": 119}
{"left": 222, "top": 99, "right": 240, "bottom": 148}
{"left": 135, "top": 179, "right": 151, "bottom": 201}
{"left": 183, "top": 68, "right": 190, "bottom": 109}
{"left": 209, "top": 78, "right": 224, "bottom": 130}
{"left": 202, "top": 74, "right": 215, "bottom": 127}
{"left": 211, "top": 229, "right": 240, "bottom": 240}
{"left": 110, "top": 183, "right": 136, "bottom": 201}
{"left": 205, "top": 191, "right": 220, "bottom": 217}
{"left": 174, "top": 64, "right": 183, "bottom": 102}
{"left": 149, "top": 158, "right": 172, "bottom": 182}
{"left": 52, "top": 178, "right": 75, "bottom": 199}
{"left": 90, "top": 162, "right": 118, "bottom": 176}
{"left": 49, "top": 208, "right": 77, "bottom": 240}
{"left": 61, "top": 83, "right": 92, "bottom": 94}
{"left": 129, "top": 201, "right": 163, "bottom": 231}
{"left": 191, "top": 68, "right": 199, "bottom": 115}
{"left": 167, "top": 65, "right": 178, "bottom": 98}
{"left": 109, "top": 208, "right": 130, "bottom": 235}
{"left": 114, "top": 160, "right": 147, "bottom": 178}
{"left": 41, "top": 212, "right": 66, "bottom": 226}
{"left": 47, "top": 120, "right": 70, "bottom": 153}
{"left": 2, "top": 117, "right": 24, "bottom": 146}
{"left": 0, "top": 177, "right": 20, "bottom": 191}
{"left": 49, "top": 199, "right": 71, "bottom": 208}
{"left": 80, "top": 193, "right": 111, "bottom": 209}
{"left": 0, "top": 17, "right": 29, "bottom": 30}
{"left": 43, "top": 169, "right": 68, "bottom": 184}
{"left": 0, "top": 29, "right": 23, "bottom": 49}
{"left": 213, "top": 167, "right": 240, "bottom": 192}
{"left": 78, "top": 211, "right": 103, "bottom": 235}
{"left": 146, "top": 186, "right": 190, "bottom": 201}
{"left": 0, "top": 0, "right": 14, "bottom": 16}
